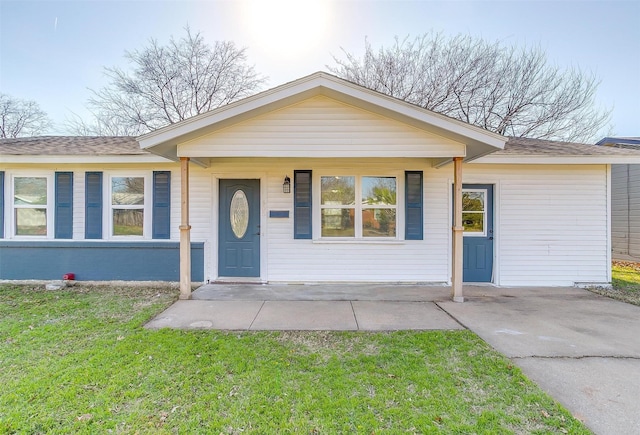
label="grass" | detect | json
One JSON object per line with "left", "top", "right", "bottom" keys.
{"left": 588, "top": 261, "right": 640, "bottom": 306}
{"left": 0, "top": 284, "right": 590, "bottom": 434}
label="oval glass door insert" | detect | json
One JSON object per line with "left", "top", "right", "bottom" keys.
{"left": 230, "top": 190, "right": 249, "bottom": 239}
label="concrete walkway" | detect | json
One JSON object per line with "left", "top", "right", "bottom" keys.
{"left": 145, "top": 283, "right": 463, "bottom": 330}
{"left": 145, "top": 283, "right": 640, "bottom": 435}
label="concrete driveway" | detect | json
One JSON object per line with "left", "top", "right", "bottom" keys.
{"left": 439, "top": 286, "right": 640, "bottom": 435}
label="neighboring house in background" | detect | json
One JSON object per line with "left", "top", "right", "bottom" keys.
{"left": 597, "top": 137, "right": 640, "bottom": 261}
{"left": 2, "top": 73, "right": 640, "bottom": 299}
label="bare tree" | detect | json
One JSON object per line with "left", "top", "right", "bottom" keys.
{"left": 330, "top": 33, "right": 611, "bottom": 143}
{"left": 68, "top": 28, "right": 265, "bottom": 136}
{"left": 0, "top": 93, "right": 52, "bottom": 138}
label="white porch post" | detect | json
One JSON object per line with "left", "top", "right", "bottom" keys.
{"left": 179, "top": 157, "right": 192, "bottom": 300}
{"left": 452, "top": 156, "right": 464, "bottom": 302}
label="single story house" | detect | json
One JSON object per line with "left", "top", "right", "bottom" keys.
{"left": 597, "top": 137, "right": 640, "bottom": 261}
{"left": 2, "top": 72, "right": 640, "bottom": 301}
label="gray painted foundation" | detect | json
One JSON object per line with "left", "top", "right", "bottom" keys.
{"left": 0, "top": 241, "right": 204, "bottom": 281}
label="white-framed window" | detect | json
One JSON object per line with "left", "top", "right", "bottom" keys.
{"left": 319, "top": 175, "right": 398, "bottom": 239}
{"left": 462, "top": 189, "right": 487, "bottom": 236}
{"left": 107, "top": 174, "right": 151, "bottom": 238}
{"left": 11, "top": 174, "right": 53, "bottom": 238}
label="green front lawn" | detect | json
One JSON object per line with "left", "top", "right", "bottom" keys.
{"left": 589, "top": 261, "right": 640, "bottom": 306}
{"left": 0, "top": 285, "right": 589, "bottom": 434}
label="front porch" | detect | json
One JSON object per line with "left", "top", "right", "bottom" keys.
{"left": 137, "top": 73, "right": 507, "bottom": 302}
{"left": 191, "top": 282, "right": 452, "bottom": 301}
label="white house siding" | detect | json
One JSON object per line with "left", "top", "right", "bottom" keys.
{"left": 178, "top": 96, "right": 465, "bottom": 158}
{"left": 3, "top": 161, "right": 613, "bottom": 286}
{"left": 188, "top": 158, "right": 452, "bottom": 283}
{"left": 187, "top": 161, "right": 611, "bottom": 285}
{"left": 466, "top": 164, "right": 610, "bottom": 286}
{"left": 611, "top": 164, "right": 640, "bottom": 261}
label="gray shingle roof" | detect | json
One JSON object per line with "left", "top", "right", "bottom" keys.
{"left": 3, "top": 135, "right": 640, "bottom": 158}
{"left": 500, "top": 137, "right": 640, "bottom": 156}
{"left": 0, "top": 136, "right": 145, "bottom": 155}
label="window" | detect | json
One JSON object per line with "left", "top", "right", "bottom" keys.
{"left": 13, "top": 176, "right": 50, "bottom": 236}
{"left": 111, "top": 176, "right": 145, "bottom": 237}
{"left": 91, "top": 172, "right": 168, "bottom": 240}
{"left": 462, "top": 189, "right": 487, "bottom": 236}
{"left": 321, "top": 176, "right": 355, "bottom": 237}
{"left": 320, "top": 175, "right": 397, "bottom": 238}
{"left": 362, "top": 176, "right": 397, "bottom": 237}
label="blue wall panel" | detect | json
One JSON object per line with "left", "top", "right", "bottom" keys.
{"left": 0, "top": 241, "right": 204, "bottom": 281}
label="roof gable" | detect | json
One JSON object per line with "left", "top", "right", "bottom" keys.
{"left": 137, "top": 71, "right": 507, "bottom": 163}
{"left": 178, "top": 95, "right": 466, "bottom": 159}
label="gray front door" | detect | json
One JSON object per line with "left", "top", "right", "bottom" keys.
{"left": 218, "top": 179, "right": 260, "bottom": 277}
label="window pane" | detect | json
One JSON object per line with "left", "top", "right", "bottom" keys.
{"left": 362, "top": 177, "right": 396, "bottom": 205}
{"left": 112, "top": 177, "right": 144, "bottom": 205}
{"left": 321, "top": 176, "right": 355, "bottom": 205}
{"left": 321, "top": 208, "right": 354, "bottom": 237}
{"left": 113, "top": 209, "right": 144, "bottom": 236}
{"left": 363, "top": 208, "right": 396, "bottom": 237}
{"left": 463, "top": 192, "right": 484, "bottom": 211}
{"left": 14, "top": 177, "right": 47, "bottom": 205}
{"left": 230, "top": 190, "right": 249, "bottom": 239}
{"left": 15, "top": 208, "right": 47, "bottom": 235}
{"left": 462, "top": 212, "right": 484, "bottom": 233}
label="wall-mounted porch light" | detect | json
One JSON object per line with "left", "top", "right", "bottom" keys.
{"left": 283, "top": 176, "right": 291, "bottom": 193}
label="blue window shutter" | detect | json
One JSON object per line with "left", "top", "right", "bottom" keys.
{"left": 55, "top": 172, "right": 74, "bottom": 239}
{"left": 294, "top": 170, "right": 312, "bottom": 239}
{"left": 152, "top": 171, "right": 171, "bottom": 239}
{"left": 405, "top": 171, "right": 423, "bottom": 240}
{"left": 85, "top": 172, "right": 103, "bottom": 239}
{"left": 0, "top": 171, "right": 4, "bottom": 238}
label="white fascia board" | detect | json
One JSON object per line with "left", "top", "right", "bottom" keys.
{"left": 473, "top": 155, "right": 640, "bottom": 164}
{"left": 0, "top": 155, "right": 172, "bottom": 164}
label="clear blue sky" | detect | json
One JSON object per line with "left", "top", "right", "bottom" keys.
{"left": 1, "top": 0, "right": 638, "bottom": 139}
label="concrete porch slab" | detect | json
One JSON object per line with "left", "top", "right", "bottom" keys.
{"left": 144, "top": 300, "right": 264, "bottom": 330}
{"left": 352, "top": 301, "right": 464, "bottom": 330}
{"left": 249, "top": 301, "right": 358, "bottom": 330}
{"left": 192, "top": 283, "right": 450, "bottom": 301}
